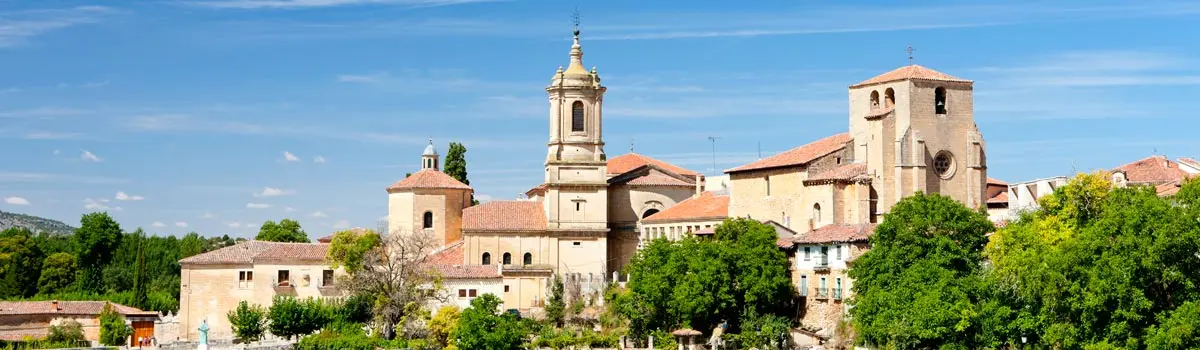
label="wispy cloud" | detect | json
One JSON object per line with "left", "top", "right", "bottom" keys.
{"left": 282, "top": 151, "right": 300, "bottom": 162}
{"left": 201, "top": 212, "right": 216, "bottom": 219}
{"left": 80, "top": 150, "right": 102, "bottom": 162}
{"left": 152, "top": 221, "right": 166, "bottom": 227}
{"left": 254, "top": 187, "right": 295, "bottom": 197}
{"left": 313, "top": 156, "right": 326, "bottom": 164}
{"left": 0, "top": 171, "right": 127, "bottom": 184}
{"left": 310, "top": 211, "right": 327, "bottom": 218}
{"left": 24, "top": 131, "right": 82, "bottom": 140}
{"left": 176, "top": 222, "right": 189, "bottom": 228}
{"left": 284, "top": 206, "right": 297, "bottom": 212}
{"left": 115, "top": 191, "right": 145, "bottom": 201}
{"left": 0, "top": 6, "right": 116, "bottom": 48}
{"left": 977, "top": 50, "right": 1200, "bottom": 88}
{"left": 332, "top": 219, "right": 350, "bottom": 229}
{"left": 246, "top": 202, "right": 270, "bottom": 209}
{"left": 227, "top": 221, "right": 242, "bottom": 228}
{"left": 123, "top": 114, "right": 521, "bottom": 147}
{"left": 184, "top": 0, "right": 498, "bottom": 10}
{"left": 3, "top": 196, "right": 30, "bottom": 205}
{"left": 0, "top": 107, "right": 91, "bottom": 119}
{"left": 83, "top": 198, "right": 121, "bottom": 211}
{"left": 337, "top": 72, "right": 386, "bottom": 84}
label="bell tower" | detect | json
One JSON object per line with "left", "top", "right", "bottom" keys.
{"left": 543, "top": 22, "right": 609, "bottom": 277}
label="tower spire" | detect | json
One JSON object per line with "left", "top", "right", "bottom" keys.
{"left": 565, "top": 8, "right": 586, "bottom": 75}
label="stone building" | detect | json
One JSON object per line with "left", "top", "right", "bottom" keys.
{"left": 178, "top": 241, "right": 340, "bottom": 341}
{"left": 0, "top": 301, "right": 159, "bottom": 345}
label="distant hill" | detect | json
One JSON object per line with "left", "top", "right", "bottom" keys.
{"left": 0, "top": 210, "right": 76, "bottom": 236}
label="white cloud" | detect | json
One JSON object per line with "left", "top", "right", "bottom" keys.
{"left": 83, "top": 198, "right": 121, "bottom": 211}
{"left": 151, "top": 221, "right": 166, "bottom": 227}
{"left": 24, "top": 131, "right": 82, "bottom": 140}
{"left": 3, "top": 196, "right": 30, "bottom": 205}
{"left": 80, "top": 150, "right": 102, "bottom": 162}
{"left": 313, "top": 156, "right": 326, "bottom": 163}
{"left": 282, "top": 151, "right": 300, "bottom": 162}
{"left": 337, "top": 72, "right": 387, "bottom": 83}
{"left": 227, "top": 221, "right": 242, "bottom": 228}
{"left": 332, "top": 219, "right": 350, "bottom": 229}
{"left": 246, "top": 203, "right": 271, "bottom": 209}
{"left": 474, "top": 194, "right": 493, "bottom": 202}
{"left": 52, "top": 149, "right": 60, "bottom": 155}
{"left": 0, "top": 6, "right": 115, "bottom": 48}
{"left": 115, "top": 191, "right": 145, "bottom": 201}
{"left": 185, "top": 0, "right": 497, "bottom": 10}
{"left": 284, "top": 206, "right": 297, "bottom": 212}
{"left": 200, "top": 212, "right": 216, "bottom": 219}
{"left": 310, "top": 211, "right": 327, "bottom": 218}
{"left": 175, "top": 222, "right": 189, "bottom": 228}
{"left": 0, "top": 171, "right": 127, "bottom": 184}
{"left": 254, "top": 187, "right": 295, "bottom": 197}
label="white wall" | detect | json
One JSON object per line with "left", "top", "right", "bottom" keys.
{"left": 794, "top": 243, "right": 850, "bottom": 271}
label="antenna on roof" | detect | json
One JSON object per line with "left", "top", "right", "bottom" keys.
{"left": 707, "top": 136, "right": 721, "bottom": 176}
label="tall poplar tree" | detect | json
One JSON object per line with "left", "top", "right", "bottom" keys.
{"left": 75, "top": 212, "right": 123, "bottom": 294}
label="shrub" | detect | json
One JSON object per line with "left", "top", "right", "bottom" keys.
{"left": 46, "top": 319, "right": 86, "bottom": 344}
{"left": 227, "top": 301, "right": 267, "bottom": 342}
{"left": 268, "top": 296, "right": 330, "bottom": 340}
{"left": 98, "top": 303, "right": 131, "bottom": 346}
{"left": 296, "top": 324, "right": 404, "bottom": 350}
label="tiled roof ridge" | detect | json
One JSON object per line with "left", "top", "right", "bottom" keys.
{"left": 642, "top": 192, "right": 730, "bottom": 223}
{"left": 387, "top": 169, "right": 472, "bottom": 191}
{"left": 180, "top": 240, "right": 329, "bottom": 265}
{"left": 462, "top": 200, "right": 547, "bottom": 232}
{"left": 851, "top": 64, "right": 972, "bottom": 88}
{"left": 607, "top": 153, "right": 700, "bottom": 177}
{"left": 726, "top": 133, "right": 851, "bottom": 173}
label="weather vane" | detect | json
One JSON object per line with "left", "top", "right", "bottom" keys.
{"left": 906, "top": 45, "right": 915, "bottom": 65}
{"left": 572, "top": 7, "right": 581, "bottom": 36}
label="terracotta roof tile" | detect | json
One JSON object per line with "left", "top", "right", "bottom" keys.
{"left": 643, "top": 192, "right": 729, "bottom": 223}
{"left": 727, "top": 133, "right": 851, "bottom": 173}
{"left": 525, "top": 183, "right": 548, "bottom": 197}
{"left": 424, "top": 241, "right": 464, "bottom": 266}
{"left": 180, "top": 241, "right": 330, "bottom": 265}
{"left": 607, "top": 153, "right": 699, "bottom": 177}
{"left": 626, "top": 173, "right": 694, "bottom": 187}
{"left": 463, "top": 200, "right": 546, "bottom": 232}
{"left": 851, "top": 64, "right": 972, "bottom": 88}
{"left": 804, "top": 163, "right": 869, "bottom": 184}
{"left": 1113, "top": 155, "right": 1191, "bottom": 185}
{"left": 1156, "top": 181, "right": 1182, "bottom": 197}
{"left": 987, "top": 191, "right": 1009, "bottom": 204}
{"left": 1178, "top": 157, "right": 1200, "bottom": 171}
{"left": 387, "top": 169, "right": 472, "bottom": 192}
{"left": 0, "top": 301, "right": 156, "bottom": 316}
{"left": 865, "top": 106, "right": 894, "bottom": 119}
{"left": 423, "top": 242, "right": 501, "bottom": 279}
{"left": 987, "top": 177, "right": 1007, "bottom": 185}
{"left": 792, "top": 224, "right": 875, "bottom": 244}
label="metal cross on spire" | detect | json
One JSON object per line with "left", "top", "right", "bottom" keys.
{"left": 906, "top": 45, "right": 915, "bottom": 65}
{"left": 630, "top": 139, "right": 635, "bottom": 153}
{"left": 572, "top": 7, "right": 581, "bottom": 36}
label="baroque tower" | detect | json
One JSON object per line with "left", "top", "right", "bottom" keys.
{"left": 543, "top": 25, "right": 609, "bottom": 277}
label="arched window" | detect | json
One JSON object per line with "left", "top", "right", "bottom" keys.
{"left": 571, "top": 101, "right": 585, "bottom": 132}
{"left": 481, "top": 253, "right": 491, "bottom": 265}
{"left": 422, "top": 211, "right": 433, "bottom": 229}
{"left": 869, "top": 90, "right": 880, "bottom": 109}
{"left": 523, "top": 253, "right": 532, "bottom": 265}
{"left": 813, "top": 203, "right": 822, "bottom": 225}
{"left": 934, "top": 87, "right": 947, "bottom": 114}
{"left": 884, "top": 88, "right": 895, "bottom": 107}
{"left": 502, "top": 253, "right": 512, "bottom": 265}
{"left": 641, "top": 208, "right": 660, "bottom": 219}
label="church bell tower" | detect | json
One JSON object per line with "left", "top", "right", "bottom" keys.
{"left": 542, "top": 22, "right": 609, "bottom": 276}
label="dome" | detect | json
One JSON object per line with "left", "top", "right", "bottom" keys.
{"left": 423, "top": 140, "right": 438, "bottom": 156}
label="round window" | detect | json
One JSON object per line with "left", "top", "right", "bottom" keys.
{"left": 934, "top": 152, "right": 955, "bottom": 178}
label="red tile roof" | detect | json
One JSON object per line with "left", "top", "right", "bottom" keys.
{"left": 387, "top": 169, "right": 472, "bottom": 192}
{"left": 179, "top": 241, "right": 330, "bottom": 265}
{"left": 988, "top": 191, "right": 1009, "bottom": 204}
{"left": 804, "top": 163, "right": 869, "bottom": 184}
{"left": 850, "top": 64, "right": 972, "bottom": 88}
{"left": 987, "top": 177, "right": 1007, "bottom": 185}
{"left": 727, "top": 133, "right": 851, "bottom": 173}
{"left": 1156, "top": 181, "right": 1183, "bottom": 197}
{"left": 865, "top": 106, "right": 894, "bottom": 119}
{"left": 423, "top": 241, "right": 501, "bottom": 279}
{"left": 626, "top": 173, "right": 694, "bottom": 187}
{"left": 1113, "top": 155, "right": 1191, "bottom": 185}
{"left": 607, "top": 153, "right": 699, "bottom": 177}
{"left": 643, "top": 192, "right": 729, "bottom": 224}
{"left": 792, "top": 224, "right": 875, "bottom": 244}
{"left": 462, "top": 200, "right": 546, "bottom": 232}
{"left": 0, "top": 301, "right": 157, "bottom": 316}
{"left": 525, "top": 183, "right": 548, "bottom": 197}
{"left": 1178, "top": 157, "right": 1200, "bottom": 171}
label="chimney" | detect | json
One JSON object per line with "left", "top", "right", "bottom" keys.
{"left": 51, "top": 300, "right": 58, "bottom": 312}
{"left": 695, "top": 175, "right": 704, "bottom": 197}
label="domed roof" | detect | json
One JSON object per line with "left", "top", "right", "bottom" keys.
{"left": 422, "top": 139, "right": 438, "bottom": 156}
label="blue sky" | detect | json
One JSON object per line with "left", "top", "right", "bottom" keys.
{"left": 2, "top": 0, "right": 1200, "bottom": 238}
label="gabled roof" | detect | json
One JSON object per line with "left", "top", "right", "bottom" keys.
{"left": 626, "top": 173, "right": 695, "bottom": 187}
{"left": 988, "top": 191, "right": 1009, "bottom": 204}
{"left": 525, "top": 183, "right": 548, "bottom": 198}
{"left": 987, "top": 177, "right": 1008, "bottom": 185}
{"left": 850, "top": 64, "right": 972, "bottom": 88}
{"left": 179, "top": 241, "right": 329, "bottom": 265}
{"left": 1113, "top": 155, "right": 1191, "bottom": 185}
{"left": 387, "top": 169, "right": 472, "bottom": 192}
{"left": 791, "top": 224, "right": 875, "bottom": 244}
{"left": 726, "top": 133, "right": 851, "bottom": 174}
{"left": 463, "top": 200, "right": 546, "bottom": 232}
{"left": 607, "top": 153, "right": 699, "bottom": 177}
{"left": 804, "top": 163, "right": 870, "bottom": 185}
{"left": 0, "top": 301, "right": 157, "bottom": 317}
{"left": 643, "top": 192, "right": 729, "bottom": 224}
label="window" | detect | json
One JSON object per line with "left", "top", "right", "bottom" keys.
{"left": 801, "top": 275, "right": 807, "bottom": 292}
{"left": 458, "top": 289, "right": 467, "bottom": 298}
{"left": 765, "top": 176, "right": 771, "bottom": 196}
{"left": 935, "top": 87, "right": 947, "bottom": 114}
{"left": 504, "top": 285, "right": 510, "bottom": 292}
{"left": 804, "top": 247, "right": 811, "bottom": 260}
{"left": 821, "top": 246, "right": 829, "bottom": 264}
{"left": 502, "top": 253, "right": 512, "bottom": 265}
{"left": 820, "top": 277, "right": 827, "bottom": 289}
{"left": 642, "top": 208, "right": 659, "bottom": 219}
{"left": 571, "top": 101, "right": 585, "bottom": 132}
{"left": 576, "top": 202, "right": 581, "bottom": 211}
{"left": 934, "top": 152, "right": 955, "bottom": 178}
{"left": 238, "top": 271, "right": 253, "bottom": 289}
{"left": 523, "top": 252, "right": 533, "bottom": 265}
{"left": 836, "top": 245, "right": 842, "bottom": 260}
{"left": 813, "top": 203, "right": 822, "bottom": 225}
{"left": 573, "top": 242, "right": 581, "bottom": 246}
{"left": 422, "top": 211, "right": 433, "bottom": 229}
{"left": 277, "top": 270, "right": 290, "bottom": 287}
{"left": 322, "top": 270, "right": 334, "bottom": 287}
{"left": 482, "top": 253, "right": 491, "bottom": 265}
{"left": 885, "top": 88, "right": 895, "bottom": 107}
{"left": 869, "top": 90, "right": 880, "bottom": 109}
{"left": 468, "top": 289, "right": 477, "bottom": 297}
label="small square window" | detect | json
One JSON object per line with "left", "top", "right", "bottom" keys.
{"left": 504, "top": 285, "right": 510, "bottom": 292}
{"left": 573, "top": 242, "right": 581, "bottom": 246}
{"left": 468, "top": 289, "right": 477, "bottom": 297}
{"left": 458, "top": 289, "right": 467, "bottom": 298}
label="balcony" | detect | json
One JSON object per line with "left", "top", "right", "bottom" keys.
{"left": 318, "top": 278, "right": 337, "bottom": 292}
{"left": 816, "top": 287, "right": 829, "bottom": 299}
{"left": 272, "top": 277, "right": 294, "bottom": 290}
{"left": 834, "top": 288, "right": 843, "bottom": 301}
{"left": 814, "top": 256, "right": 830, "bottom": 272}
{"left": 799, "top": 286, "right": 808, "bottom": 297}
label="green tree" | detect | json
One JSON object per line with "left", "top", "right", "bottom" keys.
{"left": 268, "top": 296, "right": 330, "bottom": 340}
{"left": 98, "top": 303, "right": 131, "bottom": 346}
{"left": 131, "top": 229, "right": 148, "bottom": 309}
{"left": 326, "top": 229, "right": 381, "bottom": 273}
{"left": 453, "top": 294, "right": 525, "bottom": 350}
{"left": 326, "top": 229, "right": 443, "bottom": 339}
{"left": 37, "top": 252, "right": 78, "bottom": 294}
{"left": 227, "top": 301, "right": 268, "bottom": 342}
{"left": 74, "top": 212, "right": 123, "bottom": 293}
{"left": 46, "top": 319, "right": 86, "bottom": 344}
{"left": 848, "top": 192, "right": 994, "bottom": 349}
{"left": 428, "top": 305, "right": 461, "bottom": 348}
{"left": 444, "top": 142, "right": 477, "bottom": 205}
{"left": 1147, "top": 301, "right": 1200, "bottom": 350}
{"left": 0, "top": 227, "right": 45, "bottom": 298}
{"left": 544, "top": 274, "right": 565, "bottom": 326}
{"left": 179, "top": 232, "right": 206, "bottom": 258}
{"left": 256, "top": 219, "right": 310, "bottom": 243}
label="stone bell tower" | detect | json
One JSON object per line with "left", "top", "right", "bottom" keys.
{"left": 543, "top": 23, "right": 609, "bottom": 277}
